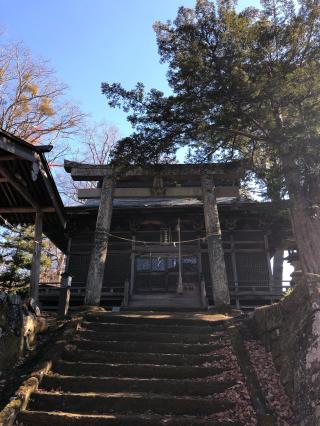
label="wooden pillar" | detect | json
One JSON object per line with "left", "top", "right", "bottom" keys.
{"left": 264, "top": 234, "right": 274, "bottom": 300}
{"left": 230, "top": 234, "right": 240, "bottom": 309}
{"left": 30, "top": 210, "right": 43, "bottom": 303}
{"left": 177, "top": 217, "right": 183, "bottom": 294}
{"left": 57, "top": 237, "right": 73, "bottom": 319}
{"left": 197, "top": 233, "right": 203, "bottom": 281}
{"left": 130, "top": 235, "right": 136, "bottom": 297}
{"left": 201, "top": 175, "right": 230, "bottom": 306}
{"left": 64, "top": 236, "right": 72, "bottom": 271}
{"left": 122, "top": 278, "right": 130, "bottom": 307}
{"left": 273, "top": 249, "right": 284, "bottom": 289}
{"left": 84, "top": 176, "right": 114, "bottom": 306}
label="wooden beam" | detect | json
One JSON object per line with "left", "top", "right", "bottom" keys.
{"left": 0, "top": 155, "right": 18, "bottom": 161}
{"left": 0, "top": 207, "right": 55, "bottom": 213}
{"left": 30, "top": 210, "right": 43, "bottom": 303}
{"left": 0, "top": 177, "right": 9, "bottom": 183}
{"left": 0, "top": 164, "right": 39, "bottom": 209}
{"left": 0, "top": 134, "right": 36, "bottom": 162}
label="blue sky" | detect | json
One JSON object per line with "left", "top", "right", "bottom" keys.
{"left": 1, "top": 0, "right": 258, "bottom": 137}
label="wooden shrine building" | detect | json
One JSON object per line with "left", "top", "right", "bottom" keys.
{"left": 63, "top": 161, "right": 290, "bottom": 309}
{"left": 0, "top": 129, "right": 291, "bottom": 310}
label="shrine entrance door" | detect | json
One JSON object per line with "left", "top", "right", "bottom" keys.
{"left": 134, "top": 253, "right": 199, "bottom": 295}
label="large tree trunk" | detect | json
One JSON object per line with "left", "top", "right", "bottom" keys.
{"left": 282, "top": 152, "right": 320, "bottom": 276}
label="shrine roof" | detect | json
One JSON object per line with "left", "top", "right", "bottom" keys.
{"left": 66, "top": 196, "right": 261, "bottom": 212}
{"left": 89, "top": 196, "right": 242, "bottom": 208}
{"left": 0, "top": 129, "right": 67, "bottom": 251}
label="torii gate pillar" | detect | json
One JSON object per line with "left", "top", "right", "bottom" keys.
{"left": 84, "top": 176, "right": 114, "bottom": 305}
{"left": 201, "top": 175, "right": 230, "bottom": 306}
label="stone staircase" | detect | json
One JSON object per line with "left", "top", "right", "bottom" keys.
{"left": 18, "top": 312, "right": 253, "bottom": 425}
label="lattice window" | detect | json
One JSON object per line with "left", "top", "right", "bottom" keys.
{"left": 136, "top": 257, "right": 150, "bottom": 272}
{"left": 182, "top": 256, "right": 197, "bottom": 272}
{"left": 236, "top": 253, "right": 269, "bottom": 288}
{"left": 151, "top": 256, "right": 166, "bottom": 271}
{"left": 167, "top": 257, "right": 178, "bottom": 271}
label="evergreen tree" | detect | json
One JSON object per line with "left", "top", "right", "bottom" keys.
{"left": 0, "top": 225, "right": 51, "bottom": 295}
{"left": 102, "top": 0, "right": 320, "bottom": 276}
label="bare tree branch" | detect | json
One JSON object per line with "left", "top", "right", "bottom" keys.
{"left": 0, "top": 41, "right": 86, "bottom": 145}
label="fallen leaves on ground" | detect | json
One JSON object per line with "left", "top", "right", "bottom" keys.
{"left": 245, "top": 339, "right": 296, "bottom": 426}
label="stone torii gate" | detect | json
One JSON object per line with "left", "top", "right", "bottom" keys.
{"left": 64, "top": 161, "right": 240, "bottom": 307}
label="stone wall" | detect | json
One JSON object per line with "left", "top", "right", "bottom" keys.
{"left": 0, "top": 293, "right": 47, "bottom": 373}
{"left": 249, "top": 275, "right": 320, "bottom": 426}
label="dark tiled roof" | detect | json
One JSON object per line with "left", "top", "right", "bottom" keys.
{"left": 84, "top": 196, "right": 248, "bottom": 208}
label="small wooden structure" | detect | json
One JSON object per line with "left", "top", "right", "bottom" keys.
{"left": 0, "top": 129, "right": 68, "bottom": 302}
{"left": 64, "top": 161, "right": 290, "bottom": 309}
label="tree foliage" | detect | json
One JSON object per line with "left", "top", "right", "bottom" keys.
{"left": 102, "top": 0, "right": 320, "bottom": 195}
{"left": 102, "top": 0, "right": 320, "bottom": 274}
{"left": 0, "top": 225, "right": 53, "bottom": 294}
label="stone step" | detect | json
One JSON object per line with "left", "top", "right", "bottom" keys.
{"left": 84, "top": 313, "right": 225, "bottom": 327}
{"left": 75, "top": 329, "right": 226, "bottom": 344}
{"left": 130, "top": 294, "right": 200, "bottom": 301}
{"left": 61, "top": 347, "right": 224, "bottom": 366}
{"left": 41, "top": 375, "right": 235, "bottom": 396}
{"left": 81, "top": 321, "right": 222, "bottom": 334}
{"left": 19, "top": 411, "right": 242, "bottom": 426}
{"left": 53, "top": 361, "right": 230, "bottom": 379}
{"left": 28, "top": 391, "right": 235, "bottom": 416}
{"left": 128, "top": 300, "right": 202, "bottom": 308}
{"left": 73, "top": 338, "right": 228, "bottom": 354}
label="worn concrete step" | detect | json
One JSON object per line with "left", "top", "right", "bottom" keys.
{"left": 75, "top": 329, "right": 226, "bottom": 344}
{"left": 73, "top": 338, "right": 229, "bottom": 354}
{"left": 61, "top": 347, "right": 224, "bottom": 366}
{"left": 28, "top": 391, "right": 235, "bottom": 416}
{"left": 81, "top": 321, "right": 222, "bottom": 334}
{"left": 85, "top": 313, "right": 226, "bottom": 327}
{"left": 41, "top": 375, "right": 235, "bottom": 396}
{"left": 53, "top": 361, "right": 230, "bottom": 379}
{"left": 128, "top": 301, "right": 202, "bottom": 309}
{"left": 18, "top": 411, "right": 242, "bottom": 426}
{"left": 121, "top": 307, "right": 211, "bottom": 313}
